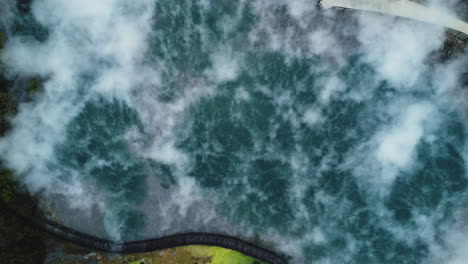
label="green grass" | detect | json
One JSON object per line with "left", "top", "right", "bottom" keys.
{"left": 89, "top": 246, "right": 266, "bottom": 264}
{"left": 187, "top": 245, "right": 265, "bottom": 264}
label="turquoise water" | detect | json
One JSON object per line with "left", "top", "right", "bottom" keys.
{"left": 1, "top": 0, "right": 467, "bottom": 263}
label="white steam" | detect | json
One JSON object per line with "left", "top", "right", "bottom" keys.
{"left": 375, "top": 102, "right": 434, "bottom": 183}
{"left": 0, "top": 0, "right": 466, "bottom": 263}
{"left": 357, "top": 12, "right": 445, "bottom": 88}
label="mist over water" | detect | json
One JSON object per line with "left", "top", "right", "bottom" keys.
{"left": 1, "top": 0, "right": 467, "bottom": 263}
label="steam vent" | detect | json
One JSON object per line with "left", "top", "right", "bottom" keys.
{"left": 0, "top": 0, "right": 467, "bottom": 263}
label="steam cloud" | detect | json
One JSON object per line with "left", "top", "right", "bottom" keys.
{"left": 0, "top": 0, "right": 467, "bottom": 262}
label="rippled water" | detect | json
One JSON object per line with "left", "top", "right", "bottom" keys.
{"left": 1, "top": 0, "right": 467, "bottom": 263}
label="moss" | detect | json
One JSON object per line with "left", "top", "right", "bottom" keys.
{"left": 0, "top": 92, "right": 18, "bottom": 136}
{"left": 27, "top": 78, "right": 43, "bottom": 93}
{"left": 187, "top": 245, "right": 265, "bottom": 264}
{"left": 0, "top": 31, "right": 6, "bottom": 50}
{"left": 0, "top": 167, "right": 17, "bottom": 203}
{"left": 130, "top": 258, "right": 153, "bottom": 264}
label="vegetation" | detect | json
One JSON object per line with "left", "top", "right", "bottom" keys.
{"left": 49, "top": 246, "right": 265, "bottom": 264}
{"left": 0, "top": 191, "right": 48, "bottom": 264}
{"left": 27, "top": 78, "right": 44, "bottom": 93}
{"left": 0, "top": 31, "right": 6, "bottom": 49}
{"left": 0, "top": 162, "right": 48, "bottom": 264}
{"left": 0, "top": 92, "right": 17, "bottom": 137}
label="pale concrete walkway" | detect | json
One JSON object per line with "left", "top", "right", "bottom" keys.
{"left": 319, "top": 0, "right": 468, "bottom": 35}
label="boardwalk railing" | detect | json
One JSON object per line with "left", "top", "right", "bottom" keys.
{"left": 0, "top": 198, "right": 288, "bottom": 264}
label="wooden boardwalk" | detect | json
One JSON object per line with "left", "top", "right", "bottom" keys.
{"left": 319, "top": 0, "right": 468, "bottom": 35}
